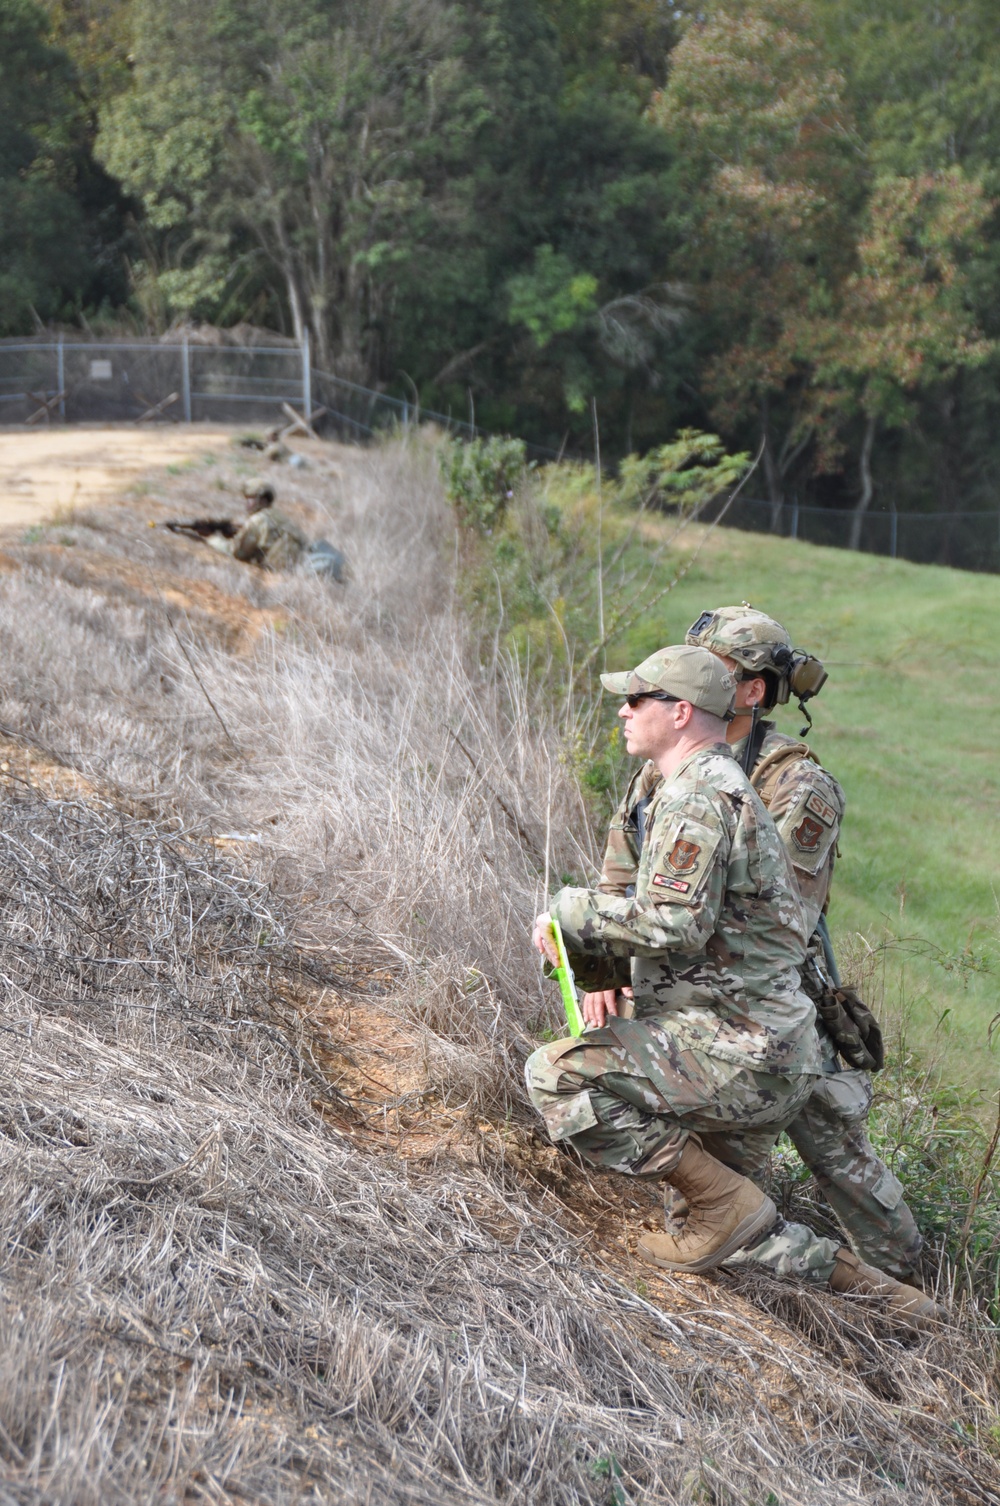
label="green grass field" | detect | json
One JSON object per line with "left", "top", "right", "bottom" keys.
{"left": 612, "top": 520, "right": 1000, "bottom": 1098}
{"left": 483, "top": 469, "right": 1000, "bottom": 1100}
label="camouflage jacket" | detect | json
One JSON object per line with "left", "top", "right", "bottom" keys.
{"left": 734, "top": 723, "right": 844, "bottom": 935}
{"left": 601, "top": 726, "right": 845, "bottom": 938}
{"left": 553, "top": 744, "right": 821, "bottom": 1076}
{"left": 232, "top": 508, "right": 309, "bottom": 570}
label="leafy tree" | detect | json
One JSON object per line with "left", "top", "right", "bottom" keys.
{"left": 0, "top": 0, "right": 101, "bottom": 330}
{"left": 39, "top": 0, "right": 133, "bottom": 101}
{"left": 811, "top": 0, "right": 1000, "bottom": 525}
{"left": 95, "top": 0, "right": 681, "bottom": 446}
{"left": 653, "top": 0, "right": 998, "bottom": 528}
{"left": 651, "top": 0, "right": 858, "bottom": 516}
{"left": 354, "top": 0, "right": 682, "bottom": 448}
{"left": 801, "top": 171, "right": 994, "bottom": 545}
{"left": 815, "top": 0, "right": 1000, "bottom": 183}
{"left": 98, "top": 0, "right": 466, "bottom": 374}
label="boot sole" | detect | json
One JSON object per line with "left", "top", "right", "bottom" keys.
{"left": 638, "top": 1194, "right": 778, "bottom": 1274}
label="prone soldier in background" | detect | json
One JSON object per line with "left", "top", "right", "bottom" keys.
{"left": 234, "top": 482, "right": 347, "bottom": 581}
{"left": 164, "top": 481, "right": 347, "bottom": 582}
{"left": 231, "top": 481, "right": 312, "bottom": 570}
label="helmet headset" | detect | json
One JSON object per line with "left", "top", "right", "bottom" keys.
{"left": 685, "top": 606, "right": 828, "bottom": 734}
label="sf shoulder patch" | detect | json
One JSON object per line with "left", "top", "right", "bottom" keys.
{"left": 775, "top": 783, "right": 840, "bottom": 876}
{"left": 648, "top": 817, "right": 721, "bottom": 906}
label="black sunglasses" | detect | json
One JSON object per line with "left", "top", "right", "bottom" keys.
{"left": 624, "top": 691, "right": 681, "bottom": 709}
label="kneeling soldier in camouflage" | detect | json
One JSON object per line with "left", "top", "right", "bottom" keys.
{"left": 527, "top": 645, "right": 823, "bottom": 1273}
{"left": 681, "top": 605, "right": 937, "bottom": 1325}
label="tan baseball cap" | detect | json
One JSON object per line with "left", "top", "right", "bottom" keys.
{"left": 600, "top": 645, "right": 736, "bottom": 720}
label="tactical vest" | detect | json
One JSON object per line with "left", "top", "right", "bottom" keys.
{"left": 746, "top": 729, "right": 820, "bottom": 801}
{"left": 621, "top": 735, "right": 874, "bottom": 1072}
{"left": 625, "top": 730, "right": 818, "bottom": 855}
{"left": 743, "top": 726, "right": 881, "bottom": 1071}
{"left": 745, "top": 726, "right": 838, "bottom": 904}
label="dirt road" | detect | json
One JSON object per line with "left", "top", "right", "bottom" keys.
{"left": 0, "top": 425, "right": 235, "bottom": 528}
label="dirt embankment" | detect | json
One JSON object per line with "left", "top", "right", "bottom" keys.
{"left": 0, "top": 425, "right": 995, "bottom": 1506}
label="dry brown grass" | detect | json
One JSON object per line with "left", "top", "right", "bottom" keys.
{"left": 0, "top": 430, "right": 995, "bottom": 1504}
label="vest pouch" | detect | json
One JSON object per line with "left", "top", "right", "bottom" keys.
{"left": 814, "top": 984, "right": 884, "bottom": 1073}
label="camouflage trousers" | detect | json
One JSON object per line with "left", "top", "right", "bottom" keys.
{"left": 723, "top": 1067, "right": 923, "bottom": 1284}
{"left": 525, "top": 1022, "right": 816, "bottom": 1182}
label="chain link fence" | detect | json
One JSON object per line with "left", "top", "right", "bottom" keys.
{"left": 0, "top": 335, "right": 491, "bottom": 440}
{"left": 708, "top": 493, "right": 1000, "bottom": 574}
{"left": 3, "top": 334, "right": 998, "bottom": 571}
{"left": 0, "top": 334, "right": 565, "bottom": 459}
{"left": 0, "top": 335, "right": 308, "bottom": 426}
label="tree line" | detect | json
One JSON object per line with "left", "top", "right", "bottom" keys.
{"left": 4, "top": 0, "right": 1000, "bottom": 534}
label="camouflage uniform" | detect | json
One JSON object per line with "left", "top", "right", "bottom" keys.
{"left": 613, "top": 722, "right": 923, "bottom": 1282}
{"left": 730, "top": 723, "right": 921, "bottom": 1281}
{"left": 525, "top": 743, "right": 822, "bottom": 1182}
{"left": 231, "top": 507, "right": 310, "bottom": 570}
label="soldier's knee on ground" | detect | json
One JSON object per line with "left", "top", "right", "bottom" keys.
{"left": 725, "top": 1217, "right": 841, "bottom": 1284}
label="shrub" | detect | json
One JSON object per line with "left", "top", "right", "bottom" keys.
{"left": 439, "top": 434, "right": 530, "bottom": 533}
{"left": 615, "top": 427, "right": 750, "bottom": 512}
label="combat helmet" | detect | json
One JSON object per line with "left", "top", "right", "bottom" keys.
{"left": 684, "top": 604, "right": 827, "bottom": 719}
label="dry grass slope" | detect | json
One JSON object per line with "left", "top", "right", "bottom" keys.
{"left": 0, "top": 431, "right": 996, "bottom": 1505}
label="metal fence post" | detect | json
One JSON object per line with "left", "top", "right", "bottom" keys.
{"left": 57, "top": 335, "right": 65, "bottom": 419}
{"left": 890, "top": 506, "right": 898, "bottom": 559}
{"left": 790, "top": 500, "right": 799, "bottom": 539}
{"left": 302, "top": 330, "right": 311, "bottom": 417}
{"left": 181, "top": 338, "right": 192, "bottom": 422}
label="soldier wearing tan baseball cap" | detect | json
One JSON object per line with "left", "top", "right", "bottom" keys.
{"left": 600, "top": 644, "right": 737, "bottom": 722}
{"left": 526, "top": 636, "right": 823, "bottom": 1281}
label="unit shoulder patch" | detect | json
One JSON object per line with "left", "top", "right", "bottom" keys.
{"left": 774, "top": 781, "right": 840, "bottom": 876}
{"left": 646, "top": 815, "right": 721, "bottom": 906}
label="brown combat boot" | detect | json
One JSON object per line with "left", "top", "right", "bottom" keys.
{"left": 637, "top": 1137, "right": 777, "bottom": 1274}
{"left": 829, "top": 1248, "right": 943, "bottom": 1331}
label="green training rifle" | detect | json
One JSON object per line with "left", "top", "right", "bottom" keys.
{"left": 548, "top": 918, "right": 585, "bottom": 1037}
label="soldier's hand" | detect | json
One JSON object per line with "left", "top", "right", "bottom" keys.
{"left": 582, "top": 989, "right": 620, "bottom": 1028}
{"left": 532, "top": 912, "right": 560, "bottom": 966}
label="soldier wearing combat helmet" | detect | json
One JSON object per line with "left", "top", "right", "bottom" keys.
{"left": 668, "top": 605, "right": 932, "bottom": 1320}
{"left": 684, "top": 605, "right": 837, "bottom": 937}
{"left": 526, "top": 645, "right": 827, "bottom": 1275}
